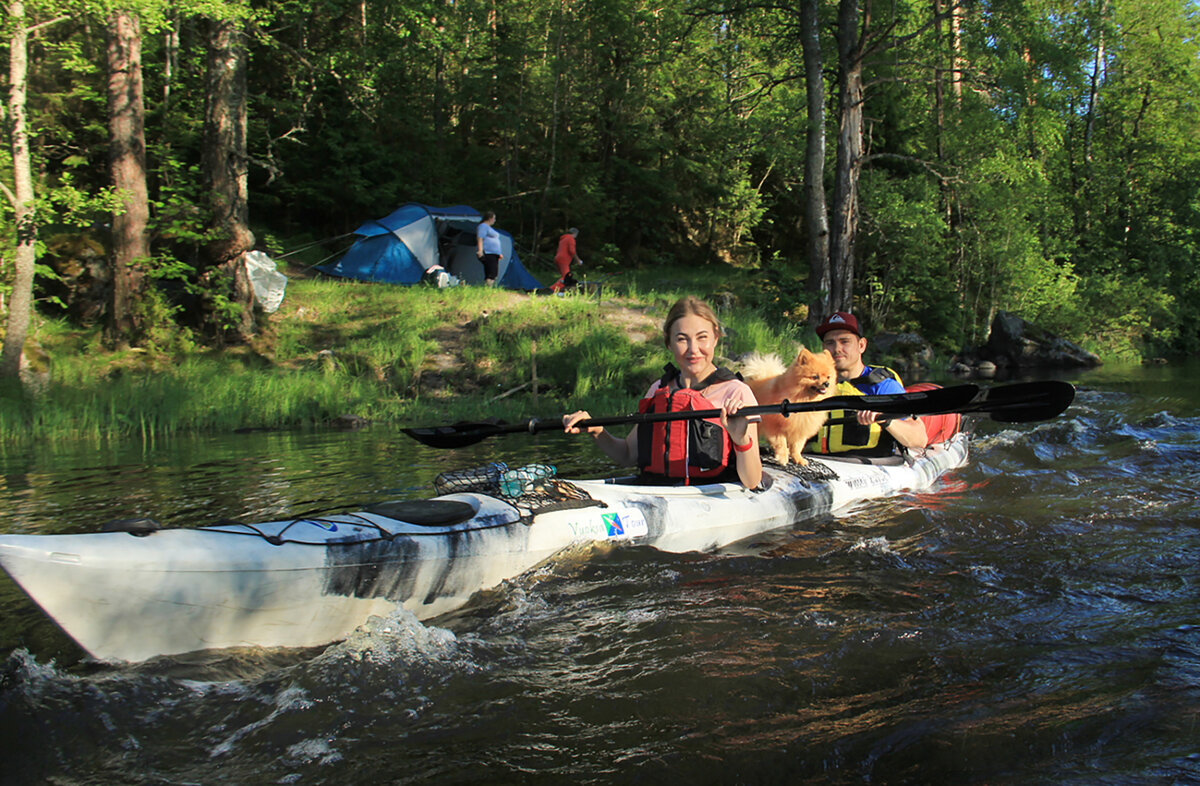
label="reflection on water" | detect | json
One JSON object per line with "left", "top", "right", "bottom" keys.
{"left": 3, "top": 363, "right": 1200, "bottom": 783}
{"left": 0, "top": 427, "right": 613, "bottom": 536}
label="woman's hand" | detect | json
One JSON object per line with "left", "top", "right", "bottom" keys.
{"left": 721, "top": 398, "right": 762, "bottom": 489}
{"left": 720, "top": 398, "right": 753, "bottom": 447}
{"left": 563, "top": 410, "right": 603, "bottom": 437}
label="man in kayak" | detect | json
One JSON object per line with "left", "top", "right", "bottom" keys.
{"left": 564, "top": 296, "right": 763, "bottom": 488}
{"left": 811, "top": 311, "right": 928, "bottom": 456}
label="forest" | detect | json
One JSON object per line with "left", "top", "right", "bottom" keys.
{"left": 3, "top": 0, "right": 1199, "bottom": 377}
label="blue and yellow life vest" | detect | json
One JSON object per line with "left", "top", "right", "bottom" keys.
{"left": 810, "top": 366, "right": 903, "bottom": 457}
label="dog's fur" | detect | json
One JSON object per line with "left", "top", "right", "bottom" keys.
{"left": 742, "top": 347, "right": 837, "bottom": 466}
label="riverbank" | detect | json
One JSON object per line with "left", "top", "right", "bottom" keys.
{"left": 0, "top": 265, "right": 810, "bottom": 442}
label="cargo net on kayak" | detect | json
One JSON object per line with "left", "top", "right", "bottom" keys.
{"left": 760, "top": 451, "right": 841, "bottom": 482}
{"left": 434, "top": 462, "right": 603, "bottom": 522}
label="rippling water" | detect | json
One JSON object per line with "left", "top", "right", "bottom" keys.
{"left": 3, "top": 366, "right": 1200, "bottom": 784}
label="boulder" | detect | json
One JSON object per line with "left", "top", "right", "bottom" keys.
{"left": 867, "top": 332, "right": 934, "bottom": 377}
{"left": 37, "top": 233, "right": 110, "bottom": 325}
{"left": 982, "top": 311, "right": 1101, "bottom": 369}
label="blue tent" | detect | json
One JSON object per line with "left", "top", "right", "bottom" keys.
{"left": 319, "top": 203, "right": 541, "bottom": 290}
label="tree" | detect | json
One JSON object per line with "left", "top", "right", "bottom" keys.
{"left": 200, "top": 12, "right": 256, "bottom": 340}
{"left": 800, "top": 0, "right": 830, "bottom": 325}
{"left": 106, "top": 7, "right": 151, "bottom": 346}
{"left": 1, "top": 0, "right": 38, "bottom": 381}
{"left": 827, "top": 0, "right": 866, "bottom": 314}
{"left": 0, "top": 1, "right": 81, "bottom": 379}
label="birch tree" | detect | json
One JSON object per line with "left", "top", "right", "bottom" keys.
{"left": 1, "top": 0, "right": 38, "bottom": 380}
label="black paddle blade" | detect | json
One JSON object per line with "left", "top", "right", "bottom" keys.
{"left": 973, "top": 380, "right": 1076, "bottom": 423}
{"left": 403, "top": 420, "right": 513, "bottom": 449}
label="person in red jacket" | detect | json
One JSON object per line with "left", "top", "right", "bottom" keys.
{"left": 551, "top": 227, "right": 583, "bottom": 292}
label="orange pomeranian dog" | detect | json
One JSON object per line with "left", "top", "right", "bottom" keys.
{"left": 741, "top": 347, "right": 837, "bottom": 466}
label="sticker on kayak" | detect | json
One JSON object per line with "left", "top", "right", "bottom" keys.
{"left": 306, "top": 520, "right": 338, "bottom": 532}
{"left": 601, "top": 509, "right": 648, "bottom": 540}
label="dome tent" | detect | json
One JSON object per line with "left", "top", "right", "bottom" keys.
{"left": 319, "top": 203, "right": 541, "bottom": 290}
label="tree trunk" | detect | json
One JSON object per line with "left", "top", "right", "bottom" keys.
{"left": 1083, "top": 0, "right": 1106, "bottom": 171}
{"left": 950, "top": 0, "right": 963, "bottom": 102}
{"left": 534, "top": 0, "right": 567, "bottom": 263}
{"left": 106, "top": 9, "right": 151, "bottom": 347}
{"left": 202, "top": 16, "right": 256, "bottom": 340}
{"left": 801, "top": 0, "right": 831, "bottom": 327}
{"left": 163, "top": 17, "right": 178, "bottom": 109}
{"left": 934, "top": 0, "right": 954, "bottom": 228}
{"left": 1, "top": 0, "right": 36, "bottom": 381}
{"left": 933, "top": 0, "right": 946, "bottom": 163}
{"left": 1077, "top": 0, "right": 1106, "bottom": 242}
{"left": 829, "top": 0, "right": 865, "bottom": 313}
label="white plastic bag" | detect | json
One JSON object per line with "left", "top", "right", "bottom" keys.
{"left": 245, "top": 250, "right": 287, "bottom": 313}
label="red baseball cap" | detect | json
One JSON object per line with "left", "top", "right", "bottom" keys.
{"left": 815, "top": 311, "right": 862, "bottom": 338}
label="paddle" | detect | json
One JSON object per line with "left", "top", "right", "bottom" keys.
{"left": 962, "top": 379, "right": 1076, "bottom": 423}
{"left": 860, "top": 380, "right": 1076, "bottom": 428}
{"left": 404, "top": 384, "right": 982, "bottom": 449}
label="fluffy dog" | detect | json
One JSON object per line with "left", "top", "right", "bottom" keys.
{"left": 742, "top": 347, "right": 837, "bottom": 466}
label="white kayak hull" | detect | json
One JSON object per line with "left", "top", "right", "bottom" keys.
{"left": 0, "top": 436, "right": 967, "bottom": 662}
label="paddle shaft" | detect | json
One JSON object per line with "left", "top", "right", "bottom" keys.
{"left": 402, "top": 381, "right": 1075, "bottom": 448}
{"left": 568, "top": 387, "right": 977, "bottom": 433}
{"left": 403, "top": 385, "right": 983, "bottom": 448}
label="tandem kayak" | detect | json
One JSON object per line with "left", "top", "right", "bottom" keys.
{"left": 0, "top": 436, "right": 968, "bottom": 663}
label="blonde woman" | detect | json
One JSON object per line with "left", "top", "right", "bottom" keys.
{"left": 564, "top": 296, "right": 762, "bottom": 489}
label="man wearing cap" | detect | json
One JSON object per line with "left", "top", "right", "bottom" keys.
{"left": 811, "top": 311, "right": 928, "bottom": 456}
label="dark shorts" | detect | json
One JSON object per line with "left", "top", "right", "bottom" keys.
{"left": 480, "top": 253, "right": 500, "bottom": 281}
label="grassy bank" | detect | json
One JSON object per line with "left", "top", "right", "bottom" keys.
{"left": 0, "top": 266, "right": 811, "bottom": 442}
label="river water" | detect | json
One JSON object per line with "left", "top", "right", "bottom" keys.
{"left": 2, "top": 364, "right": 1199, "bottom": 784}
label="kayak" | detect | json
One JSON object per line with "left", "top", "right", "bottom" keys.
{"left": 0, "top": 435, "right": 968, "bottom": 663}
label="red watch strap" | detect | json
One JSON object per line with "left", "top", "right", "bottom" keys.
{"left": 733, "top": 439, "right": 755, "bottom": 453}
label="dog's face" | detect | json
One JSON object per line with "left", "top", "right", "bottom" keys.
{"left": 793, "top": 348, "right": 836, "bottom": 397}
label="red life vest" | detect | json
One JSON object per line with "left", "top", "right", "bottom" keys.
{"left": 636, "top": 366, "right": 740, "bottom": 485}
{"left": 906, "top": 382, "right": 962, "bottom": 445}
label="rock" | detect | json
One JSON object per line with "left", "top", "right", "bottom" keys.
{"left": 867, "top": 332, "right": 934, "bottom": 376}
{"left": 982, "top": 311, "right": 1101, "bottom": 369}
{"left": 332, "top": 414, "right": 370, "bottom": 430}
{"left": 37, "top": 233, "right": 110, "bottom": 325}
{"left": 18, "top": 340, "right": 51, "bottom": 395}
{"left": 711, "top": 291, "right": 737, "bottom": 311}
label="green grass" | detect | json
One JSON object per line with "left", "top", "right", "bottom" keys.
{"left": 0, "top": 264, "right": 815, "bottom": 442}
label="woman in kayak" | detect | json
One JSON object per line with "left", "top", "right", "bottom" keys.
{"left": 564, "top": 296, "right": 763, "bottom": 489}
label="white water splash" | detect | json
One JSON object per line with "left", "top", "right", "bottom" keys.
{"left": 284, "top": 737, "right": 343, "bottom": 766}
{"left": 209, "top": 683, "right": 315, "bottom": 758}
{"left": 849, "top": 535, "right": 897, "bottom": 557}
{"left": 316, "top": 606, "right": 463, "bottom": 667}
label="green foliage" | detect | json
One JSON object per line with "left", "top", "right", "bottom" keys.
{"left": 858, "top": 173, "right": 956, "bottom": 346}
{"left": 37, "top": 173, "right": 125, "bottom": 227}
{"left": 1072, "top": 272, "right": 1174, "bottom": 361}
{"left": 8, "top": 0, "right": 1200, "bottom": 368}
{"left": 132, "top": 286, "right": 197, "bottom": 354}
